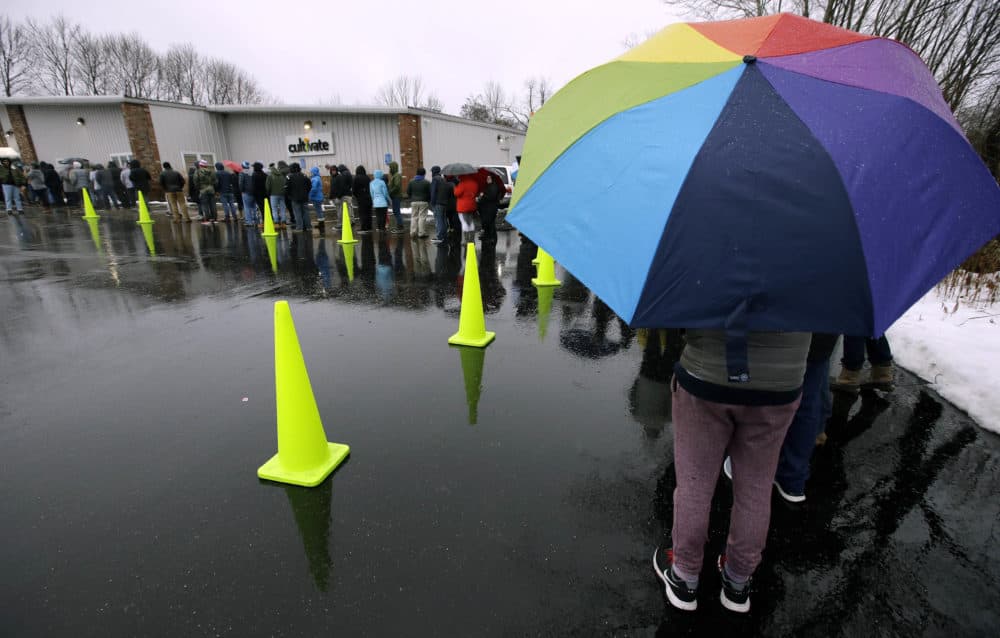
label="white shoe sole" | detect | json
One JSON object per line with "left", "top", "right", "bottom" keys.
{"left": 652, "top": 550, "right": 697, "bottom": 611}
{"left": 720, "top": 588, "right": 750, "bottom": 613}
{"left": 773, "top": 481, "right": 806, "bottom": 503}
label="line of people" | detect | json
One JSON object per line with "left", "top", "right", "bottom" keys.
{"left": 1, "top": 157, "right": 153, "bottom": 214}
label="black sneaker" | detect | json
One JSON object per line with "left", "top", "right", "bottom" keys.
{"left": 653, "top": 548, "right": 698, "bottom": 611}
{"left": 717, "top": 554, "right": 751, "bottom": 613}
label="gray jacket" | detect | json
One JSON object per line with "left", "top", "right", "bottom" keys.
{"left": 26, "top": 169, "right": 45, "bottom": 190}
{"left": 71, "top": 168, "right": 90, "bottom": 191}
{"left": 679, "top": 330, "right": 811, "bottom": 392}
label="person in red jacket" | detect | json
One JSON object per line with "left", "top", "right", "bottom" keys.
{"left": 453, "top": 174, "right": 480, "bottom": 240}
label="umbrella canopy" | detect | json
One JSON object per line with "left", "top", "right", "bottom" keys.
{"left": 222, "top": 160, "right": 243, "bottom": 173}
{"left": 475, "top": 167, "right": 505, "bottom": 192}
{"left": 508, "top": 13, "right": 1000, "bottom": 343}
{"left": 441, "top": 162, "right": 477, "bottom": 176}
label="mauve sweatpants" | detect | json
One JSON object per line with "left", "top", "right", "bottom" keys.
{"left": 670, "top": 380, "right": 801, "bottom": 580}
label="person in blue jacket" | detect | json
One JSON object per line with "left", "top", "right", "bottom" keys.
{"left": 370, "top": 169, "right": 391, "bottom": 233}
{"left": 308, "top": 166, "right": 325, "bottom": 229}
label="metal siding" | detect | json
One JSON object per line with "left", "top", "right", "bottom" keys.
{"left": 149, "top": 105, "right": 230, "bottom": 168}
{"left": 23, "top": 104, "right": 130, "bottom": 163}
{"left": 223, "top": 113, "right": 400, "bottom": 172}
{"left": 421, "top": 115, "right": 526, "bottom": 169}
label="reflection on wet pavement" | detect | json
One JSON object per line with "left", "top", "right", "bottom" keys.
{"left": 1, "top": 209, "right": 998, "bottom": 637}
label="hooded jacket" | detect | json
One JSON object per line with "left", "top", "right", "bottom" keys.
{"left": 96, "top": 165, "right": 116, "bottom": 191}
{"left": 43, "top": 164, "right": 61, "bottom": 192}
{"left": 265, "top": 165, "right": 286, "bottom": 196}
{"left": 454, "top": 175, "right": 479, "bottom": 214}
{"left": 370, "top": 170, "right": 391, "bottom": 208}
{"left": 251, "top": 163, "right": 267, "bottom": 199}
{"left": 215, "top": 163, "right": 236, "bottom": 194}
{"left": 387, "top": 161, "right": 402, "bottom": 199}
{"left": 352, "top": 167, "right": 372, "bottom": 206}
{"left": 308, "top": 167, "right": 324, "bottom": 202}
{"left": 430, "top": 169, "right": 445, "bottom": 207}
{"left": 71, "top": 165, "right": 91, "bottom": 191}
{"left": 26, "top": 166, "right": 45, "bottom": 190}
{"left": 284, "top": 163, "right": 311, "bottom": 203}
{"left": 195, "top": 165, "right": 217, "bottom": 194}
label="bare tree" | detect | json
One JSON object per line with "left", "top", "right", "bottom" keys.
{"left": 27, "top": 15, "right": 81, "bottom": 95}
{"left": 508, "top": 76, "right": 553, "bottom": 128}
{"left": 73, "top": 31, "right": 109, "bottom": 95}
{"left": 104, "top": 33, "right": 160, "bottom": 98}
{"left": 460, "top": 81, "right": 518, "bottom": 127}
{"left": 421, "top": 94, "right": 444, "bottom": 112}
{"left": 160, "top": 43, "right": 201, "bottom": 104}
{"left": 374, "top": 74, "right": 425, "bottom": 107}
{"left": 0, "top": 15, "right": 31, "bottom": 96}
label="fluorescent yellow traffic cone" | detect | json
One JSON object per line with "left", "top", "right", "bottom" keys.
{"left": 341, "top": 243, "right": 356, "bottom": 282}
{"left": 86, "top": 217, "right": 102, "bottom": 254}
{"left": 262, "top": 199, "right": 278, "bottom": 237}
{"left": 137, "top": 191, "right": 154, "bottom": 225}
{"left": 536, "top": 284, "right": 555, "bottom": 341}
{"left": 337, "top": 202, "right": 357, "bottom": 245}
{"left": 264, "top": 235, "right": 278, "bottom": 273}
{"left": 448, "top": 243, "right": 496, "bottom": 347}
{"left": 532, "top": 248, "right": 562, "bottom": 287}
{"left": 258, "top": 301, "right": 350, "bottom": 487}
{"left": 81, "top": 187, "right": 99, "bottom": 219}
{"left": 456, "top": 346, "right": 486, "bottom": 425}
{"left": 141, "top": 223, "right": 156, "bottom": 256}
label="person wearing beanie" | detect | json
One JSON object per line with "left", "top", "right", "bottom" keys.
{"left": 284, "top": 162, "right": 312, "bottom": 232}
{"left": 129, "top": 160, "right": 151, "bottom": 201}
{"left": 160, "top": 161, "right": 189, "bottom": 222}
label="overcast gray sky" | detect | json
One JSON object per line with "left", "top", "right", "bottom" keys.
{"left": 7, "top": 0, "right": 686, "bottom": 112}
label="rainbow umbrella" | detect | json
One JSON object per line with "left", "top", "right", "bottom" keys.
{"left": 508, "top": 13, "right": 1000, "bottom": 377}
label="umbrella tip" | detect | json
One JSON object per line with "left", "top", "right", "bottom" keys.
{"left": 743, "top": 55, "right": 757, "bottom": 64}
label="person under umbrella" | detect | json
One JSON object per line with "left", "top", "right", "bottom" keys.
{"left": 453, "top": 173, "right": 479, "bottom": 241}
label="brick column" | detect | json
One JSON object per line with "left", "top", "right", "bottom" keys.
{"left": 6, "top": 105, "right": 38, "bottom": 165}
{"left": 397, "top": 113, "right": 423, "bottom": 192}
{"left": 121, "top": 102, "right": 163, "bottom": 199}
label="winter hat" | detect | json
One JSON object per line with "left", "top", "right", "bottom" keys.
{"left": 197, "top": 160, "right": 208, "bottom": 167}
{"left": 214, "top": 162, "right": 224, "bottom": 170}
{"left": 431, "top": 165, "right": 441, "bottom": 175}
{"left": 73, "top": 161, "right": 82, "bottom": 168}
{"left": 252, "top": 162, "right": 263, "bottom": 170}
{"left": 241, "top": 161, "right": 250, "bottom": 170}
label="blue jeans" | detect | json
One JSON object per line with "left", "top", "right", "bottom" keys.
{"left": 3, "top": 184, "right": 23, "bottom": 211}
{"left": 433, "top": 204, "right": 447, "bottom": 240}
{"left": 219, "top": 193, "right": 237, "bottom": 219}
{"left": 774, "top": 357, "right": 831, "bottom": 494}
{"left": 269, "top": 195, "right": 288, "bottom": 223}
{"left": 311, "top": 200, "right": 324, "bottom": 221}
{"left": 391, "top": 197, "right": 403, "bottom": 227}
{"left": 842, "top": 336, "right": 892, "bottom": 371}
{"left": 292, "top": 201, "right": 310, "bottom": 231}
{"left": 242, "top": 193, "right": 257, "bottom": 223}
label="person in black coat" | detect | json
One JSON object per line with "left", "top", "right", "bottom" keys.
{"left": 477, "top": 174, "right": 502, "bottom": 242}
{"left": 42, "top": 162, "right": 64, "bottom": 206}
{"left": 352, "top": 165, "right": 373, "bottom": 233}
{"left": 251, "top": 162, "right": 268, "bottom": 224}
{"left": 129, "top": 160, "right": 151, "bottom": 199}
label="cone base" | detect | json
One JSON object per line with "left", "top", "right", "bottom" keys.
{"left": 257, "top": 442, "right": 350, "bottom": 487}
{"left": 531, "top": 278, "right": 561, "bottom": 287}
{"left": 82, "top": 214, "right": 99, "bottom": 220}
{"left": 337, "top": 238, "right": 359, "bottom": 245}
{"left": 448, "top": 330, "right": 496, "bottom": 348}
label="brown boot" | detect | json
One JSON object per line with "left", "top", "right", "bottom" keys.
{"left": 831, "top": 367, "right": 862, "bottom": 394}
{"left": 869, "top": 363, "right": 895, "bottom": 391}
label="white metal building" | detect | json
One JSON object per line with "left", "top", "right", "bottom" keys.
{"left": 1, "top": 96, "right": 525, "bottom": 196}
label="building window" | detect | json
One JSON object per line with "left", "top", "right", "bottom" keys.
{"left": 183, "top": 152, "right": 216, "bottom": 173}
{"left": 110, "top": 152, "right": 134, "bottom": 167}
